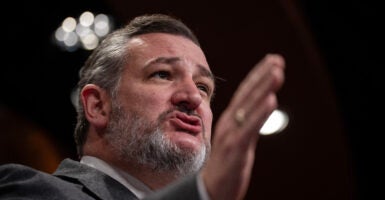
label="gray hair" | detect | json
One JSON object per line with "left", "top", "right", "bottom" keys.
{"left": 74, "top": 14, "right": 200, "bottom": 156}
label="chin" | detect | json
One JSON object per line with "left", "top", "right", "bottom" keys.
{"left": 171, "top": 132, "right": 203, "bottom": 152}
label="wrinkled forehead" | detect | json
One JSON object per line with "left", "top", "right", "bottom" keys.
{"left": 126, "top": 33, "right": 211, "bottom": 71}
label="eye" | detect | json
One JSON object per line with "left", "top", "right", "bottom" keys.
{"left": 150, "top": 71, "right": 171, "bottom": 80}
{"left": 197, "top": 83, "right": 210, "bottom": 95}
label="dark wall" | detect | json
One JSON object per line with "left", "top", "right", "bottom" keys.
{"left": 3, "top": 0, "right": 381, "bottom": 199}
{"left": 298, "top": 1, "right": 384, "bottom": 199}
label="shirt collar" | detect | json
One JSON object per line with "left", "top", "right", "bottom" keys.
{"left": 80, "top": 155, "right": 153, "bottom": 199}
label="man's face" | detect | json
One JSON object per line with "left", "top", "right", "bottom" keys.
{"left": 109, "top": 33, "right": 214, "bottom": 172}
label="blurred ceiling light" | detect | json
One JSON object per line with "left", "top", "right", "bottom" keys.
{"left": 260, "top": 109, "right": 289, "bottom": 135}
{"left": 76, "top": 24, "right": 92, "bottom": 38}
{"left": 81, "top": 33, "right": 99, "bottom": 50}
{"left": 79, "top": 11, "right": 94, "bottom": 27}
{"left": 63, "top": 32, "right": 78, "bottom": 47}
{"left": 94, "top": 14, "right": 110, "bottom": 37}
{"left": 62, "top": 17, "right": 77, "bottom": 32}
{"left": 53, "top": 11, "right": 113, "bottom": 52}
{"left": 54, "top": 27, "right": 67, "bottom": 42}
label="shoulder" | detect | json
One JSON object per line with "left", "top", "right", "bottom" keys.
{"left": 0, "top": 163, "right": 50, "bottom": 182}
{"left": 0, "top": 163, "right": 92, "bottom": 199}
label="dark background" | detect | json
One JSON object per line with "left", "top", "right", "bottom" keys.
{"left": 1, "top": 0, "right": 383, "bottom": 199}
{"left": 299, "top": 1, "right": 384, "bottom": 199}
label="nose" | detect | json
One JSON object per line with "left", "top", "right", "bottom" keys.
{"left": 171, "top": 78, "right": 203, "bottom": 111}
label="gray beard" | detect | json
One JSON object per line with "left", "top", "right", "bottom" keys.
{"left": 105, "top": 104, "right": 210, "bottom": 178}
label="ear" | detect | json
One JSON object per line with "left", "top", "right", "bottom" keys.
{"left": 80, "top": 84, "right": 111, "bottom": 130}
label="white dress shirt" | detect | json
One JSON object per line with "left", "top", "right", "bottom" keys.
{"left": 80, "top": 156, "right": 210, "bottom": 200}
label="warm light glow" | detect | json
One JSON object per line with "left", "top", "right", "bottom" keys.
{"left": 75, "top": 24, "right": 92, "bottom": 38}
{"left": 62, "top": 17, "right": 77, "bottom": 32}
{"left": 94, "top": 14, "right": 110, "bottom": 37}
{"left": 260, "top": 109, "right": 289, "bottom": 135}
{"left": 79, "top": 11, "right": 94, "bottom": 27}
{"left": 53, "top": 11, "right": 113, "bottom": 52}
{"left": 54, "top": 27, "right": 67, "bottom": 41}
{"left": 63, "top": 32, "right": 78, "bottom": 47}
{"left": 81, "top": 33, "right": 99, "bottom": 50}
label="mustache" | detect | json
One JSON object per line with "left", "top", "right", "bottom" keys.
{"left": 161, "top": 106, "right": 201, "bottom": 120}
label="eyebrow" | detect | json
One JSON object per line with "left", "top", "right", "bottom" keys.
{"left": 144, "top": 56, "right": 215, "bottom": 82}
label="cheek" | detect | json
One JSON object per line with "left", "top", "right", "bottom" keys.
{"left": 133, "top": 90, "right": 171, "bottom": 115}
{"left": 202, "top": 107, "right": 213, "bottom": 140}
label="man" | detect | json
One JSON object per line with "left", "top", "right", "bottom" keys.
{"left": 0, "top": 14, "right": 285, "bottom": 200}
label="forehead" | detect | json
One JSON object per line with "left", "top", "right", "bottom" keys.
{"left": 126, "top": 33, "right": 210, "bottom": 71}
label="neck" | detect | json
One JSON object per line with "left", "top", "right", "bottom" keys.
{"left": 83, "top": 143, "right": 180, "bottom": 190}
{"left": 101, "top": 154, "right": 181, "bottom": 190}
{"left": 116, "top": 160, "right": 179, "bottom": 190}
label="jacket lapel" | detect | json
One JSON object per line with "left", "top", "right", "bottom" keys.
{"left": 53, "top": 158, "right": 138, "bottom": 200}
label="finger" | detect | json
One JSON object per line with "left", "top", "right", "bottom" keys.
{"left": 237, "top": 64, "right": 284, "bottom": 119}
{"left": 242, "top": 93, "right": 278, "bottom": 135}
{"left": 229, "top": 59, "right": 285, "bottom": 132}
{"left": 229, "top": 54, "right": 285, "bottom": 110}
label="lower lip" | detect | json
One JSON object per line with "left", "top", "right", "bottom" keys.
{"left": 169, "top": 118, "right": 202, "bottom": 134}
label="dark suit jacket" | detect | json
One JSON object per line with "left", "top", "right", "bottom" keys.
{"left": 0, "top": 158, "right": 201, "bottom": 200}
